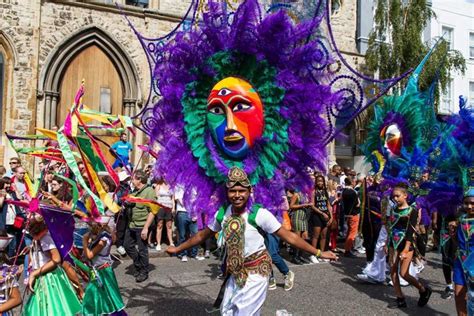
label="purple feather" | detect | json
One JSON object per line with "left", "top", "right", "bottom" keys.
{"left": 149, "top": 0, "right": 337, "bottom": 217}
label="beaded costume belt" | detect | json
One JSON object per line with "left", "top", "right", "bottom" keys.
{"left": 243, "top": 250, "right": 272, "bottom": 277}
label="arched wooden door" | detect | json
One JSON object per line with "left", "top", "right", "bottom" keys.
{"left": 59, "top": 45, "right": 123, "bottom": 163}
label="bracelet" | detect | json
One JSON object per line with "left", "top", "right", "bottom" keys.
{"left": 315, "top": 249, "right": 322, "bottom": 258}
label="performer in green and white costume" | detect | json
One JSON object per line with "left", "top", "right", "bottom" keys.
{"left": 82, "top": 217, "right": 125, "bottom": 315}
{"left": 23, "top": 214, "right": 81, "bottom": 316}
{"left": 166, "top": 167, "right": 337, "bottom": 315}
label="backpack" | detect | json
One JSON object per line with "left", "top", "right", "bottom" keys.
{"left": 216, "top": 203, "right": 263, "bottom": 229}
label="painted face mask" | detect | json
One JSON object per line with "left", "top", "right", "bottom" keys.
{"left": 207, "top": 77, "right": 264, "bottom": 159}
{"left": 381, "top": 124, "right": 402, "bottom": 158}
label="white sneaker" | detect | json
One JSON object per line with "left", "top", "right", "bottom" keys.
{"left": 284, "top": 271, "right": 295, "bottom": 291}
{"left": 309, "top": 255, "right": 319, "bottom": 264}
{"left": 388, "top": 279, "right": 409, "bottom": 287}
{"left": 356, "top": 274, "right": 377, "bottom": 284}
{"left": 195, "top": 255, "right": 205, "bottom": 261}
{"left": 415, "top": 263, "right": 425, "bottom": 273}
{"left": 117, "top": 246, "right": 126, "bottom": 256}
{"left": 155, "top": 244, "right": 162, "bottom": 251}
{"left": 205, "top": 250, "right": 210, "bottom": 258}
{"left": 181, "top": 255, "right": 188, "bottom": 262}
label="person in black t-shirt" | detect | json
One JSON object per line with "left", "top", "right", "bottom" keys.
{"left": 310, "top": 175, "right": 333, "bottom": 257}
{"left": 342, "top": 177, "right": 360, "bottom": 257}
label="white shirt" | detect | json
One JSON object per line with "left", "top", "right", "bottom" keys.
{"left": 32, "top": 232, "right": 56, "bottom": 270}
{"left": 156, "top": 185, "right": 173, "bottom": 209}
{"left": 208, "top": 206, "right": 281, "bottom": 257}
{"left": 174, "top": 186, "right": 186, "bottom": 213}
{"left": 91, "top": 235, "right": 112, "bottom": 267}
{"left": 340, "top": 174, "right": 347, "bottom": 187}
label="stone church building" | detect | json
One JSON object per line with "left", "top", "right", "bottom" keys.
{"left": 0, "top": 0, "right": 368, "bottom": 171}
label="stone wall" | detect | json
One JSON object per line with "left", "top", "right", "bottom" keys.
{"left": 159, "top": 0, "right": 192, "bottom": 16}
{"left": 0, "top": 0, "right": 41, "bottom": 168}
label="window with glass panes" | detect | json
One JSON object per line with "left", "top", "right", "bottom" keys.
{"left": 470, "top": 32, "right": 474, "bottom": 59}
{"left": 442, "top": 26, "right": 454, "bottom": 50}
{"left": 441, "top": 80, "right": 453, "bottom": 113}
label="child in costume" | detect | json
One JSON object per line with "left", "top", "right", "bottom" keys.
{"left": 387, "top": 184, "right": 431, "bottom": 309}
{"left": 454, "top": 188, "right": 474, "bottom": 316}
{"left": 0, "top": 231, "right": 22, "bottom": 316}
{"left": 23, "top": 213, "right": 81, "bottom": 316}
{"left": 82, "top": 216, "right": 126, "bottom": 316}
{"left": 167, "top": 167, "right": 337, "bottom": 315}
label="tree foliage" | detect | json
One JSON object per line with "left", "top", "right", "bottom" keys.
{"left": 365, "top": 0, "right": 466, "bottom": 103}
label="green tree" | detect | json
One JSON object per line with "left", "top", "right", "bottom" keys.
{"left": 365, "top": 0, "right": 466, "bottom": 104}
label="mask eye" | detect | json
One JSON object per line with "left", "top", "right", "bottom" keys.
{"left": 233, "top": 103, "right": 251, "bottom": 112}
{"left": 208, "top": 106, "right": 224, "bottom": 115}
{"left": 217, "top": 88, "right": 232, "bottom": 96}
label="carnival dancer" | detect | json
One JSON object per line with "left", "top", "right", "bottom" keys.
{"left": 0, "top": 231, "right": 22, "bottom": 315}
{"left": 167, "top": 167, "right": 337, "bottom": 315}
{"left": 82, "top": 216, "right": 126, "bottom": 316}
{"left": 23, "top": 213, "right": 81, "bottom": 316}
{"left": 454, "top": 187, "right": 474, "bottom": 316}
{"left": 386, "top": 184, "right": 431, "bottom": 309}
{"left": 357, "top": 183, "right": 388, "bottom": 284}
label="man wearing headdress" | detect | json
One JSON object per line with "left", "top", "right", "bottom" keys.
{"left": 167, "top": 167, "right": 337, "bottom": 315}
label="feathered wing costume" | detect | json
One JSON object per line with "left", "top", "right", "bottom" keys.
{"left": 419, "top": 97, "right": 473, "bottom": 218}
{"left": 361, "top": 50, "right": 436, "bottom": 183}
{"left": 150, "top": 0, "right": 340, "bottom": 215}
{"left": 361, "top": 46, "right": 447, "bottom": 231}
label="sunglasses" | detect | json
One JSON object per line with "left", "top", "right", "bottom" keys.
{"left": 9, "top": 162, "right": 18, "bottom": 165}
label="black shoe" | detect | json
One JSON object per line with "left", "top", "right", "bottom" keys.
{"left": 292, "top": 257, "right": 303, "bottom": 265}
{"left": 418, "top": 287, "right": 432, "bottom": 307}
{"left": 298, "top": 256, "right": 311, "bottom": 264}
{"left": 388, "top": 297, "right": 407, "bottom": 309}
{"left": 133, "top": 269, "right": 140, "bottom": 278}
{"left": 136, "top": 273, "right": 148, "bottom": 283}
{"left": 344, "top": 251, "right": 357, "bottom": 258}
{"left": 441, "top": 286, "right": 454, "bottom": 299}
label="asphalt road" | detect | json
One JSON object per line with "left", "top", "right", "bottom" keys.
{"left": 114, "top": 249, "right": 457, "bottom": 316}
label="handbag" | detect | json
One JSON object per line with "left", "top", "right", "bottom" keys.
{"left": 13, "top": 214, "right": 25, "bottom": 230}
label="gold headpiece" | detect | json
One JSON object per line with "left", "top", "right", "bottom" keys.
{"left": 226, "top": 167, "right": 251, "bottom": 188}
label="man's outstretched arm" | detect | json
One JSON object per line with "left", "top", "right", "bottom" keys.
{"left": 275, "top": 227, "right": 338, "bottom": 260}
{"left": 166, "top": 227, "right": 215, "bottom": 255}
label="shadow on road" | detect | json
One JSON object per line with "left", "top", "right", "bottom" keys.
{"left": 332, "top": 255, "right": 450, "bottom": 316}
{"left": 122, "top": 277, "right": 215, "bottom": 315}
{"left": 204, "top": 262, "right": 222, "bottom": 280}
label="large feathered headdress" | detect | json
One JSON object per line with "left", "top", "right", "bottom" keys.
{"left": 361, "top": 49, "right": 437, "bottom": 181}
{"left": 149, "top": 0, "right": 340, "bottom": 214}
